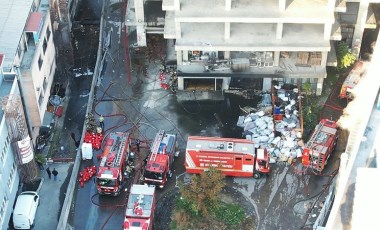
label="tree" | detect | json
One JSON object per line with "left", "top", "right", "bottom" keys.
{"left": 336, "top": 42, "right": 356, "bottom": 70}
{"left": 180, "top": 167, "right": 225, "bottom": 216}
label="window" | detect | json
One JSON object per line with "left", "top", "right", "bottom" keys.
{"left": 17, "top": 48, "right": 22, "bottom": 59}
{"left": 38, "top": 55, "right": 43, "bottom": 70}
{"left": 0, "top": 134, "right": 10, "bottom": 166}
{"left": 0, "top": 195, "right": 9, "bottom": 225}
{"left": 43, "top": 77, "right": 48, "bottom": 92}
{"left": 46, "top": 26, "right": 51, "bottom": 41}
{"left": 7, "top": 163, "right": 16, "bottom": 189}
{"left": 38, "top": 94, "right": 44, "bottom": 107}
{"left": 43, "top": 38, "right": 47, "bottom": 54}
{"left": 0, "top": 148, "right": 5, "bottom": 166}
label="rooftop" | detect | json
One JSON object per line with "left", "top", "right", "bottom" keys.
{"left": 0, "top": 0, "right": 34, "bottom": 71}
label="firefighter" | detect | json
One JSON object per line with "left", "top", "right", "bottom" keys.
{"left": 135, "top": 139, "right": 140, "bottom": 152}
{"left": 98, "top": 115, "right": 105, "bottom": 131}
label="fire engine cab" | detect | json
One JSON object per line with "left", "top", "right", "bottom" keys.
{"left": 143, "top": 130, "right": 177, "bottom": 188}
{"left": 96, "top": 132, "right": 132, "bottom": 196}
{"left": 302, "top": 119, "right": 338, "bottom": 173}
{"left": 185, "top": 136, "right": 270, "bottom": 178}
{"left": 339, "top": 61, "right": 366, "bottom": 100}
{"left": 123, "top": 184, "right": 155, "bottom": 230}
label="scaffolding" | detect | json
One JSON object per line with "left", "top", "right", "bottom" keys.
{"left": 1, "top": 94, "right": 38, "bottom": 183}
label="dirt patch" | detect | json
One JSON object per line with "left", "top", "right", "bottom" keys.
{"left": 22, "top": 178, "right": 42, "bottom": 192}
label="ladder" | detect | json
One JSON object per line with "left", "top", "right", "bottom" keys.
{"left": 150, "top": 130, "right": 165, "bottom": 162}
{"left": 114, "top": 133, "right": 128, "bottom": 167}
{"left": 317, "top": 156, "right": 324, "bottom": 171}
{"left": 305, "top": 122, "right": 324, "bottom": 171}
{"left": 305, "top": 122, "right": 324, "bottom": 149}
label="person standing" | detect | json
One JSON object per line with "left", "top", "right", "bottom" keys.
{"left": 46, "top": 167, "right": 51, "bottom": 179}
{"left": 98, "top": 115, "right": 104, "bottom": 131}
{"left": 52, "top": 168, "right": 58, "bottom": 181}
{"left": 135, "top": 139, "right": 140, "bottom": 152}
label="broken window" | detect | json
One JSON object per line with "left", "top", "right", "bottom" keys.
{"left": 43, "top": 38, "right": 47, "bottom": 54}
{"left": 309, "top": 52, "right": 322, "bottom": 66}
{"left": 296, "top": 52, "right": 309, "bottom": 65}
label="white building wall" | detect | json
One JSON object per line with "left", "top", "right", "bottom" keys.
{"left": 0, "top": 80, "right": 21, "bottom": 230}
{"left": 20, "top": 9, "right": 56, "bottom": 142}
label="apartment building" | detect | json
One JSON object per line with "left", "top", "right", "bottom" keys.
{"left": 1, "top": 0, "right": 56, "bottom": 144}
{"left": 128, "top": 0, "right": 379, "bottom": 95}
{"left": 0, "top": 0, "right": 56, "bottom": 227}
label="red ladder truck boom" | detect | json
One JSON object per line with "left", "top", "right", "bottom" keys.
{"left": 302, "top": 119, "right": 338, "bottom": 172}
{"left": 143, "top": 130, "right": 177, "bottom": 188}
{"left": 96, "top": 132, "right": 132, "bottom": 196}
{"left": 185, "top": 136, "right": 270, "bottom": 178}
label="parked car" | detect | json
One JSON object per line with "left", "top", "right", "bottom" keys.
{"left": 13, "top": 191, "right": 39, "bottom": 229}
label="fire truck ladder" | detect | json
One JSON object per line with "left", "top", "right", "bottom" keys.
{"left": 150, "top": 130, "right": 165, "bottom": 162}
{"left": 114, "top": 133, "right": 127, "bottom": 167}
{"left": 305, "top": 122, "right": 325, "bottom": 170}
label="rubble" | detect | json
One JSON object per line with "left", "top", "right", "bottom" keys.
{"left": 236, "top": 83, "right": 303, "bottom": 163}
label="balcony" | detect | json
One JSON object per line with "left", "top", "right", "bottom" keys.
{"left": 177, "top": 51, "right": 326, "bottom": 78}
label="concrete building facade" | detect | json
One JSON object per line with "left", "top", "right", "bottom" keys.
{"left": 127, "top": 0, "right": 379, "bottom": 96}
{"left": 1, "top": 0, "right": 56, "bottom": 143}
{"left": 0, "top": 0, "right": 56, "bottom": 227}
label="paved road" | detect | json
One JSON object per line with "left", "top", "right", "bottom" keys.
{"left": 58, "top": 0, "right": 350, "bottom": 230}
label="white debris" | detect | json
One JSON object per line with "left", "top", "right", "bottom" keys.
{"left": 237, "top": 84, "right": 303, "bottom": 164}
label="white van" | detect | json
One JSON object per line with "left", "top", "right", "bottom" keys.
{"left": 13, "top": 191, "right": 40, "bottom": 229}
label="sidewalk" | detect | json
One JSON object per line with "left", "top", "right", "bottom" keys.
{"left": 31, "top": 9, "right": 75, "bottom": 230}
{"left": 34, "top": 162, "right": 73, "bottom": 230}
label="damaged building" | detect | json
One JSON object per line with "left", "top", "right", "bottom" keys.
{"left": 126, "top": 0, "right": 380, "bottom": 96}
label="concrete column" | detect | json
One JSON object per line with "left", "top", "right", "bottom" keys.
{"left": 224, "top": 51, "right": 230, "bottom": 59}
{"left": 327, "top": 0, "right": 336, "bottom": 12}
{"left": 175, "top": 21, "right": 181, "bottom": 38}
{"left": 276, "top": 23, "right": 283, "bottom": 39}
{"left": 324, "top": 23, "right": 332, "bottom": 40}
{"left": 263, "top": 78, "right": 272, "bottom": 91}
{"left": 225, "top": 22, "right": 230, "bottom": 39}
{"left": 351, "top": 0, "right": 370, "bottom": 57}
{"left": 174, "top": 0, "right": 180, "bottom": 11}
{"left": 135, "top": 0, "right": 146, "bottom": 46}
{"left": 225, "top": 0, "right": 231, "bottom": 11}
{"left": 274, "top": 51, "right": 280, "bottom": 66}
{"left": 316, "top": 77, "right": 324, "bottom": 95}
{"left": 223, "top": 77, "right": 231, "bottom": 90}
{"left": 177, "top": 77, "right": 184, "bottom": 90}
{"left": 321, "top": 51, "right": 328, "bottom": 67}
{"left": 182, "top": 50, "right": 189, "bottom": 61}
{"left": 177, "top": 51, "right": 183, "bottom": 65}
{"left": 279, "top": 0, "right": 286, "bottom": 12}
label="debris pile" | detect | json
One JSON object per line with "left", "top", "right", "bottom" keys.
{"left": 237, "top": 84, "right": 304, "bottom": 163}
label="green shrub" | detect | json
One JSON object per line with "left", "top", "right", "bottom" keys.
{"left": 213, "top": 202, "right": 245, "bottom": 227}
{"left": 336, "top": 42, "right": 356, "bottom": 71}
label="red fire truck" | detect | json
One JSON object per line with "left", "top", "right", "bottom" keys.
{"left": 143, "top": 130, "right": 178, "bottom": 188}
{"left": 123, "top": 184, "right": 156, "bottom": 230}
{"left": 301, "top": 119, "right": 338, "bottom": 172}
{"left": 96, "top": 132, "right": 132, "bottom": 196}
{"left": 185, "top": 136, "right": 270, "bottom": 178}
{"left": 339, "top": 61, "right": 366, "bottom": 100}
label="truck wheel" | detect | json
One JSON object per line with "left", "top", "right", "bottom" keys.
{"left": 253, "top": 173, "right": 261, "bottom": 179}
